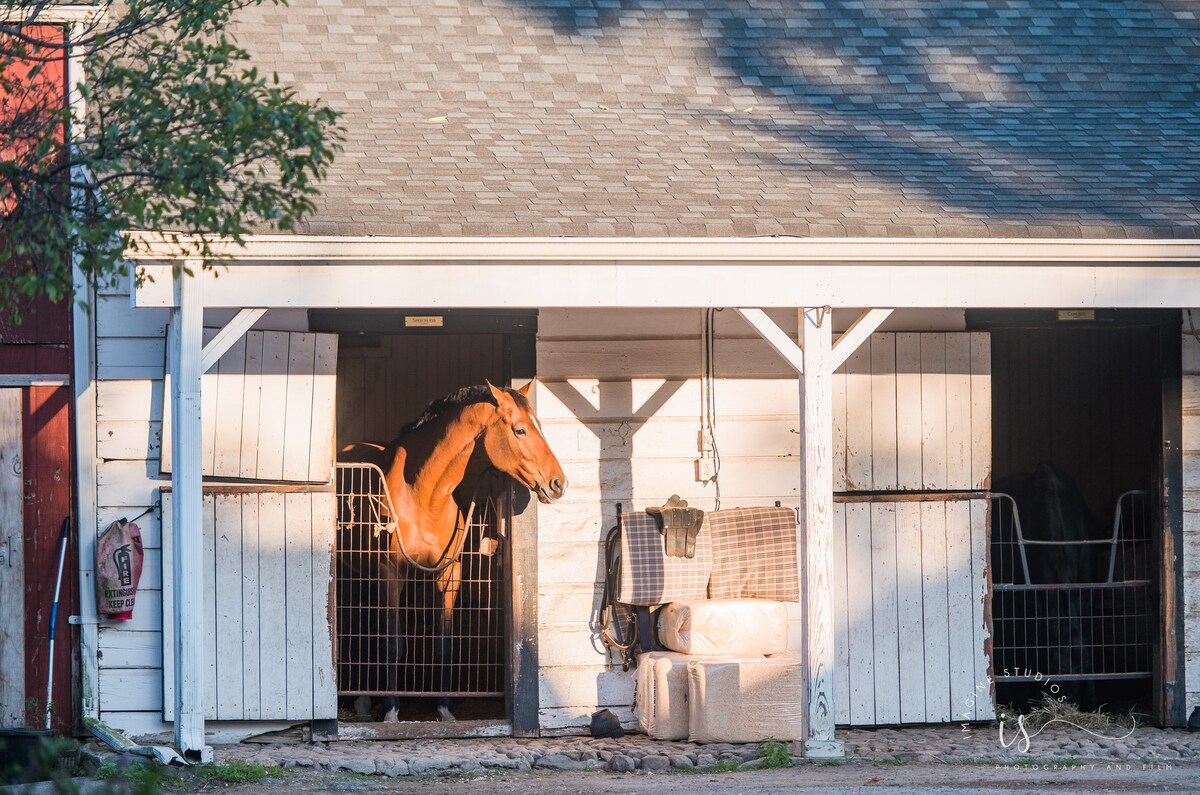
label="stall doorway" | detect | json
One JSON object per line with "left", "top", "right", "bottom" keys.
{"left": 972, "top": 310, "right": 1179, "bottom": 723}
{"left": 313, "top": 309, "right": 537, "bottom": 735}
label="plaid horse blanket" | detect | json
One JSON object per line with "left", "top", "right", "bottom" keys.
{"left": 618, "top": 511, "right": 713, "bottom": 606}
{"left": 617, "top": 505, "right": 799, "bottom": 606}
{"left": 706, "top": 506, "right": 800, "bottom": 602}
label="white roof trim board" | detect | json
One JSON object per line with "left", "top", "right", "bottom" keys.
{"left": 126, "top": 234, "right": 1200, "bottom": 262}
{"left": 127, "top": 234, "right": 1200, "bottom": 309}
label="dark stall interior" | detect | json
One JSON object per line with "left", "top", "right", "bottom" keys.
{"left": 311, "top": 310, "right": 535, "bottom": 728}
{"left": 971, "top": 311, "right": 1170, "bottom": 718}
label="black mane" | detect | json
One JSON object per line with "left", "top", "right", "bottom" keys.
{"left": 395, "top": 384, "right": 520, "bottom": 438}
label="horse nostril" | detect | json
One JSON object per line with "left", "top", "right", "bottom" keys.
{"left": 550, "top": 477, "right": 566, "bottom": 496}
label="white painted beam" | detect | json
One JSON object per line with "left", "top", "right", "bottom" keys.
{"left": 170, "top": 262, "right": 212, "bottom": 763}
{"left": 798, "top": 307, "right": 842, "bottom": 759}
{"left": 831, "top": 309, "right": 893, "bottom": 371}
{"left": 735, "top": 308, "right": 804, "bottom": 374}
{"left": 200, "top": 308, "right": 266, "bottom": 374}
{"left": 133, "top": 262, "right": 1200, "bottom": 310}
{"left": 123, "top": 233, "right": 1200, "bottom": 263}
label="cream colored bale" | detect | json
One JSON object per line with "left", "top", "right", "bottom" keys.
{"left": 686, "top": 654, "right": 806, "bottom": 744}
{"left": 634, "top": 651, "right": 695, "bottom": 740}
{"left": 657, "top": 598, "right": 789, "bottom": 656}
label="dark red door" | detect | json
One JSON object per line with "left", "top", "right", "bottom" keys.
{"left": 1, "top": 299, "right": 77, "bottom": 734}
{"left": 22, "top": 385, "right": 77, "bottom": 735}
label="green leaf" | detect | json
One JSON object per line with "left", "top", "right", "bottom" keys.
{"left": 0, "top": 0, "right": 342, "bottom": 317}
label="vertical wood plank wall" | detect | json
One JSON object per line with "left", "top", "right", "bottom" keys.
{"left": 336, "top": 334, "right": 506, "bottom": 447}
{"left": 91, "top": 289, "right": 315, "bottom": 737}
{"left": 534, "top": 309, "right": 991, "bottom": 733}
{"left": 991, "top": 327, "right": 1160, "bottom": 526}
{"left": 1181, "top": 312, "right": 1200, "bottom": 717}
{"left": 0, "top": 390, "right": 24, "bottom": 726}
{"left": 161, "top": 329, "right": 338, "bottom": 483}
{"left": 837, "top": 333, "right": 990, "bottom": 492}
{"left": 160, "top": 491, "right": 337, "bottom": 721}
{"left": 534, "top": 309, "right": 804, "bottom": 733}
{"left": 21, "top": 386, "right": 77, "bottom": 734}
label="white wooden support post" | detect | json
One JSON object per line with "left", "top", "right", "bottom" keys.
{"left": 799, "top": 306, "right": 843, "bottom": 758}
{"left": 66, "top": 18, "right": 101, "bottom": 724}
{"left": 170, "top": 263, "right": 212, "bottom": 762}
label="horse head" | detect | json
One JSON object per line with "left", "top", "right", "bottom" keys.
{"left": 480, "top": 380, "right": 568, "bottom": 504}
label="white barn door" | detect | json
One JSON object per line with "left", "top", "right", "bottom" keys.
{"left": 161, "top": 329, "right": 338, "bottom": 483}
{"left": 160, "top": 328, "right": 339, "bottom": 721}
{"left": 831, "top": 332, "right": 994, "bottom": 725}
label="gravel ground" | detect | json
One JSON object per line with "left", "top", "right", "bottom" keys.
{"left": 201, "top": 725, "right": 1200, "bottom": 777}
{"left": 60, "top": 726, "right": 1200, "bottom": 795}
{"left": 76, "top": 723, "right": 1200, "bottom": 779}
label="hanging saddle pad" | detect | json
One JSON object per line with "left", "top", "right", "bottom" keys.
{"left": 706, "top": 506, "right": 800, "bottom": 602}
{"left": 617, "top": 511, "right": 713, "bottom": 606}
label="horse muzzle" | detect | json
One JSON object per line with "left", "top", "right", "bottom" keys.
{"left": 534, "top": 476, "right": 568, "bottom": 504}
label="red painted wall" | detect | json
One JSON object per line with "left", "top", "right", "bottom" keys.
{"left": 21, "top": 386, "right": 77, "bottom": 735}
{"left": 1, "top": 25, "right": 78, "bottom": 734}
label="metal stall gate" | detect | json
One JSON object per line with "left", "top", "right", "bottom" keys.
{"left": 335, "top": 463, "right": 508, "bottom": 718}
{"left": 990, "top": 490, "right": 1154, "bottom": 685}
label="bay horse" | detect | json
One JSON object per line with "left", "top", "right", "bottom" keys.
{"left": 340, "top": 380, "right": 567, "bottom": 722}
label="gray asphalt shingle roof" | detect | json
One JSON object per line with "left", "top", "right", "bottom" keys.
{"left": 236, "top": 0, "right": 1200, "bottom": 238}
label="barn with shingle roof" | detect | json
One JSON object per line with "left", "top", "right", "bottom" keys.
{"left": 69, "top": 0, "right": 1200, "bottom": 759}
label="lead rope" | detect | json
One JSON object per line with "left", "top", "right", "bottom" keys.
{"left": 387, "top": 471, "right": 486, "bottom": 575}
{"left": 599, "top": 504, "right": 639, "bottom": 671}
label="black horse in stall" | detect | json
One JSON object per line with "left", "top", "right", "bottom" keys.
{"left": 993, "top": 462, "right": 1103, "bottom": 710}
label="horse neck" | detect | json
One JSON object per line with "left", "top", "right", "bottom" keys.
{"left": 391, "top": 402, "right": 496, "bottom": 521}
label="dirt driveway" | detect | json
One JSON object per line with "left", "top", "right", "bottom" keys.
{"left": 191, "top": 760, "right": 1200, "bottom": 795}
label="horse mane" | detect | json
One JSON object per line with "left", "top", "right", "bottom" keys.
{"left": 395, "top": 383, "right": 521, "bottom": 438}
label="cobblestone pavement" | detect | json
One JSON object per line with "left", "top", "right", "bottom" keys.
{"left": 190, "top": 725, "right": 1200, "bottom": 778}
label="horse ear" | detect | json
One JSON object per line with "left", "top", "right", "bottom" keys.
{"left": 485, "top": 380, "right": 510, "bottom": 407}
{"left": 516, "top": 379, "right": 534, "bottom": 397}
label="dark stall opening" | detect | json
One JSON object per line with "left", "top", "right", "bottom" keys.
{"left": 310, "top": 309, "right": 538, "bottom": 734}
{"left": 970, "top": 311, "right": 1172, "bottom": 719}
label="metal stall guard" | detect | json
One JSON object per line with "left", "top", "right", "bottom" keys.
{"left": 335, "top": 463, "right": 508, "bottom": 716}
{"left": 990, "top": 490, "right": 1153, "bottom": 683}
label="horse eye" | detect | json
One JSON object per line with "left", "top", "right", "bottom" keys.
{"left": 514, "top": 427, "right": 528, "bottom": 437}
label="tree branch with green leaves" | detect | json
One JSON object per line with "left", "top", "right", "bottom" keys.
{"left": 0, "top": 0, "right": 341, "bottom": 317}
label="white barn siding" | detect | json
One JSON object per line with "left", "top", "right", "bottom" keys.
{"left": 92, "top": 283, "right": 316, "bottom": 738}
{"left": 94, "top": 285, "right": 172, "bottom": 735}
{"left": 1181, "top": 311, "right": 1200, "bottom": 717}
{"left": 540, "top": 309, "right": 988, "bottom": 734}
{"left": 533, "top": 309, "right": 990, "bottom": 733}
{"left": 534, "top": 308, "right": 804, "bottom": 733}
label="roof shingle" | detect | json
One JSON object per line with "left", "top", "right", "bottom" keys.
{"left": 235, "top": 0, "right": 1200, "bottom": 238}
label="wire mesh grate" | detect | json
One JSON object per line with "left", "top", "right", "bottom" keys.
{"left": 335, "top": 462, "right": 508, "bottom": 699}
{"left": 990, "top": 490, "right": 1153, "bottom": 681}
